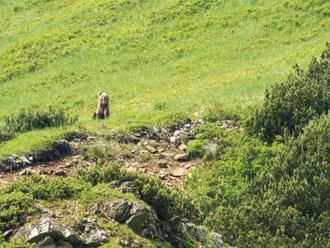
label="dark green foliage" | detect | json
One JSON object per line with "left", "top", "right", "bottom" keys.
{"left": 187, "top": 140, "right": 204, "bottom": 159}
{"left": 4, "top": 176, "right": 89, "bottom": 201}
{"left": 247, "top": 43, "right": 330, "bottom": 142}
{"left": 0, "top": 191, "right": 35, "bottom": 232}
{"left": 266, "top": 113, "right": 330, "bottom": 216}
{"left": 200, "top": 114, "right": 330, "bottom": 247}
{"left": 3, "top": 107, "right": 77, "bottom": 133}
{"left": 0, "top": 239, "right": 36, "bottom": 248}
{"left": 0, "top": 130, "right": 15, "bottom": 143}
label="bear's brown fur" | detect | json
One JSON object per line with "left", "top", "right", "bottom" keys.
{"left": 93, "top": 92, "right": 110, "bottom": 120}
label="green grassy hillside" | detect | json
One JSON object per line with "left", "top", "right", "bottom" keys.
{"left": 0, "top": 0, "right": 329, "bottom": 158}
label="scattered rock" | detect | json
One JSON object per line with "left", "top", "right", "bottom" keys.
{"left": 169, "top": 136, "right": 177, "bottom": 144}
{"left": 145, "top": 146, "right": 157, "bottom": 153}
{"left": 182, "top": 223, "right": 208, "bottom": 242}
{"left": 157, "top": 160, "right": 168, "bottom": 168}
{"left": 203, "top": 143, "right": 218, "bottom": 157}
{"left": 174, "top": 130, "right": 181, "bottom": 137}
{"left": 181, "top": 222, "right": 224, "bottom": 248}
{"left": 160, "top": 171, "right": 168, "bottom": 179}
{"left": 19, "top": 168, "right": 38, "bottom": 176}
{"left": 184, "top": 163, "right": 194, "bottom": 169}
{"left": 179, "top": 143, "right": 188, "bottom": 151}
{"left": 100, "top": 200, "right": 161, "bottom": 239}
{"left": 205, "top": 232, "right": 224, "bottom": 248}
{"left": 117, "top": 181, "right": 140, "bottom": 195}
{"left": 170, "top": 167, "right": 186, "bottom": 177}
{"left": 54, "top": 169, "right": 67, "bottom": 177}
{"left": 125, "top": 203, "right": 160, "bottom": 239}
{"left": 14, "top": 217, "right": 108, "bottom": 247}
{"left": 3, "top": 229, "right": 13, "bottom": 239}
{"left": 174, "top": 154, "right": 189, "bottom": 162}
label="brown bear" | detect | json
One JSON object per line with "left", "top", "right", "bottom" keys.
{"left": 93, "top": 92, "right": 110, "bottom": 120}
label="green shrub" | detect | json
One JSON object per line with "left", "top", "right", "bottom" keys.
{"left": 2, "top": 107, "right": 76, "bottom": 133}
{"left": 0, "top": 191, "right": 35, "bottom": 232}
{"left": 187, "top": 139, "right": 204, "bottom": 159}
{"left": 5, "top": 176, "right": 89, "bottom": 201}
{"left": 267, "top": 113, "right": 330, "bottom": 216}
{"left": 204, "top": 114, "right": 330, "bottom": 246}
{"left": 247, "top": 43, "right": 330, "bottom": 142}
{"left": 0, "top": 131, "right": 15, "bottom": 143}
{"left": 0, "top": 239, "right": 36, "bottom": 248}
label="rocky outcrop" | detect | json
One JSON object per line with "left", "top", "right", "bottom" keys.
{"left": 99, "top": 199, "right": 161, "bottom": 239}
{"left": 181, "top": 222, "right": 224, "bottom": 248}
{"left": 14, "top": 217, "right": 108, "bottom": 248}
{"left": 1, "top": 140, "right": 71, "bottom": 172}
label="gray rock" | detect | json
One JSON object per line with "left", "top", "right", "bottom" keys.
{"left": 203, "top": 143, "right": 218, "bottom": 157}
{"left": 181, "top": 223, "right": 225, "bottom": 248}
{"left": 3, "top": 229, "right": 13, "bottom": 239}
{"left": 117, "top": 181, "right": 140, "bottom": 195}
{"left": 100, "top": 200, "right": 161, "bottom": 239}
{"left": 101, "top": 200, "right": 132, "bottom": 223}
{"left": 174, "top": 154, "right": 188, "bottom": 162}
{"left": 0, "top": 163, "right": 5, "bottom": 172}
{"left": 169, "top": 136, "right": 177, "bottom": 144}
{"left": 205, "top": 232, "right": 223, "bottom": 248}
{"left": 14, "top": 217, "right": 107, "bottom": 247}
{"left": 182, "top": 223, "right": 208, "bottom": 242}
{"left": 14, "top": 218, "right": 79, "bottom": 244}
{"left": 36, "top": 236, "right": 57, "bottom": 248}
{"left": 125, "top": 203, "right": 160, "bottom": 239}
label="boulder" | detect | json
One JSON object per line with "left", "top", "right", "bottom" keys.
{"left": 125, "top": 203, "right": 160, "bottom": 239}
{"left": 181, "top": 222, "right": 225, "bottom": 248}
{"left": 14, "top": 217, "right": 107, "bottom": 248}
{"left": 205, "top": 232, "right": 224, "bottom": 248}
{"left": 100, "top": 200, "right": 161, "bottom": 239}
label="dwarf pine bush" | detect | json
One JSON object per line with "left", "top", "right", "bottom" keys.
{"left": 3, "top": 107, "right": 76, "bottom": 133}
{"left": 247, "top": 43, "right": 330, "bottom": 142}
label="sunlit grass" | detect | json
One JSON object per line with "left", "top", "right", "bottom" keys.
{"left": 0, "top": 0, "right": 329, "bottom": 159}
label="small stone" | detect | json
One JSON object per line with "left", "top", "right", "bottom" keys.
{"left": 157, "top": 161, "right": 168, "bottom": 168}
{"left": 3, "top": 229, "right": 12, "bottom": 239}
{"left": 54, "top": 169, "right": 67, "bottom": 177}
{"left": 184, "top": 163, "right": 194, "bottom": 169}
{"left": 169, "top": 136, "right": 177, "bottom": 144}
{"left": 19, "top": 168, "right": 34, "bottom": 176}
{"left": 64, "top": 162, "right": 73, "bottom": 168}
{"left": 174, "top": 154, "right": 188, "bottom": 162}
{"left": 170, "top": 167, "right": 186, "bottom": 177}
{"left": 145, "top": 146, "right": 157, "bottom": 153}
{"left": 174, "top": 130, "right": 180, "bottom": 137}
{"left": 179, "top": 144, "right": 188, "bottom": 151}
{"left": 160, "top": 171, "right": 168, "bottom": 179}
{"left": 184, "top": 124, "right": 191, "bottom": 128}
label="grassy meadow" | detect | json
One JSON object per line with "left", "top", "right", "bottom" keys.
{"left": 0, "top": 0, "right": 329, "bottom": 158}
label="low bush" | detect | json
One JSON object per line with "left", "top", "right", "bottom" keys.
{"left": 201, "top": 114, "right": 330, "bottom": 247}
{"left": 0, "top": 191, "right": 35, "bottom": 232}
{"left": 4, "top": 176, "right": 89, "bottom": 201}
{"left": 0, "top": 239, "right": 36, "bottom": 248}
{"left": 187, "top": 139, "right": 204, "bottom": 159}
{"left": 0, "top": 131, "right": 15, "bottom": 143}
{"left": 247, "top": 43, "right": 330, "bottom": 143}
{"left": 2, "top": 107, "right": 77, "bottom": 133}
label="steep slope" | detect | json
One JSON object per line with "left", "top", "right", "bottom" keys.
{"left": 0, "top": 0, "right": 329, "bottom": 157}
